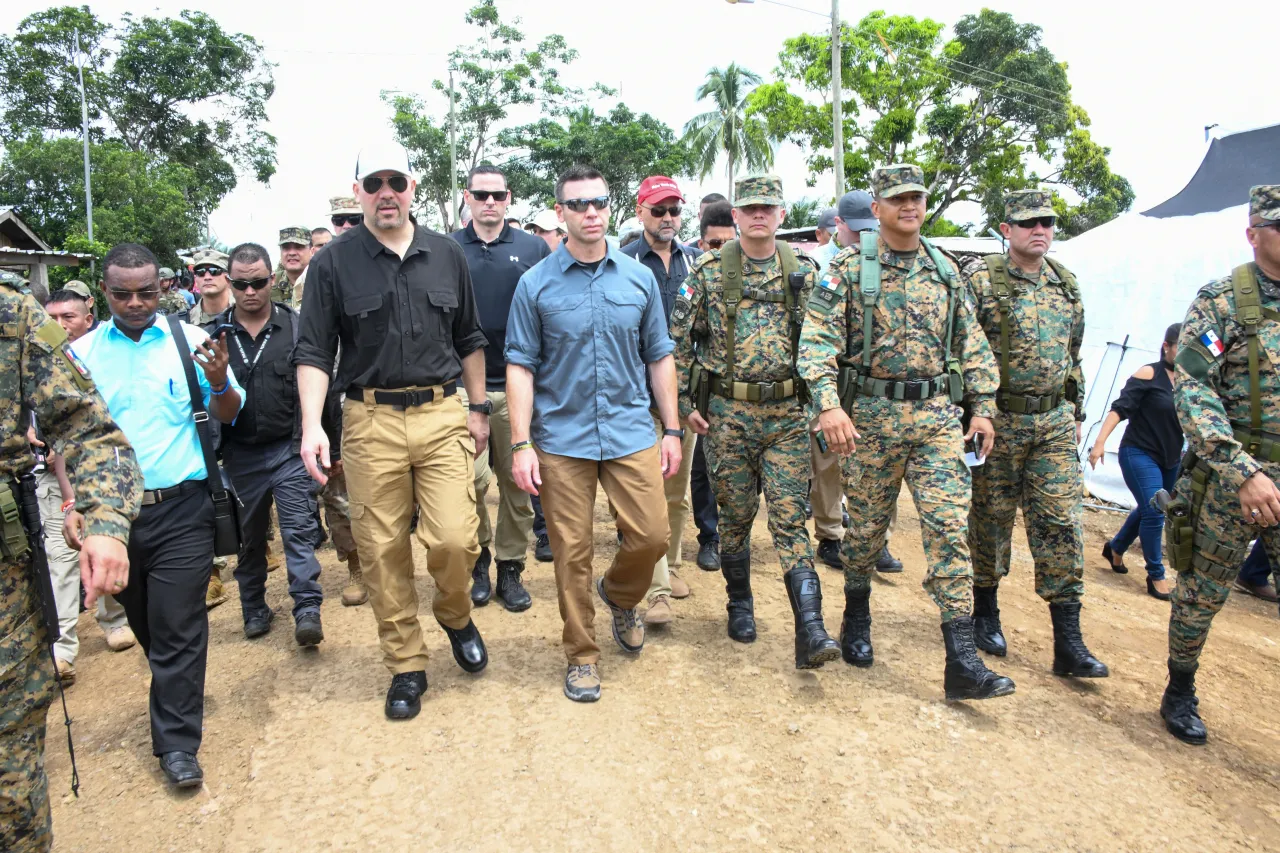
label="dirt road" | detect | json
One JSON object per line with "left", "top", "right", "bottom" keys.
{"left": 45, "top": 494, "right": 1280, "bottom": 852}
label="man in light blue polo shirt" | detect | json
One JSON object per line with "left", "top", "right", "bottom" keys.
{"left": 69, "top": 243, "right": 243, "bottom": 790}
{"left": 506, "top": 164, "right": 684, "bottom": 703}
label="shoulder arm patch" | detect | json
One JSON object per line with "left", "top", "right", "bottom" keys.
{"left": 807, "top": 271, "right": 846, "bottom": 315}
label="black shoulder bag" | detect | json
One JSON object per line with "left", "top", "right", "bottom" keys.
{"left": 166, "top": 315, "right": 242, "bottom": 556}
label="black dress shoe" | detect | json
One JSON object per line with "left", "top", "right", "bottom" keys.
{"left": 294, "top": 611, "right": 323, "bottom": 647}
{"left": 386, "top": 671, "right": 428, "bottom": 720}
{"left": 159, "top": 751, "right": 203, "bottom": 788}
{"left": 439, "top": 620, "right": 488, "bottom": 673}
{"left": 243, "top": 607, "right": 274, "bottom": 639}
{"left": 696, "top": 540, "right": 721, "bottom": 571}
{"left": 816, "top": 538, "right": 842, "bottom": 570}
{"left": 534, "top": 534, "right": 553, "bottom": 563}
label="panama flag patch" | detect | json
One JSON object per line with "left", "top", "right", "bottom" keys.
{"left": 1200, "top": 330, "right": 1225, "bottom": 357}
{"left": 819, "top": 276, "right": 837, "bottom": 290}
{"left": 677, "top": 282, "right": 695, "bottom": 301}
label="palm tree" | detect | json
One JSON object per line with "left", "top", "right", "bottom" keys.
{"left": 682, "top": 64, "right": 776, "bottom": 203}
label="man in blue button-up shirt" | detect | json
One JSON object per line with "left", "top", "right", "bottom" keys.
{"left": 70, "top": 243, "right": 243, "bottom": 790}
{"left": 506, "top": 165, "right": 683, "bottom": 703}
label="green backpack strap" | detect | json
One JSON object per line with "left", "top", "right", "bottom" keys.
{"left": 858, "top": 231, "right": 881, "bottom": 376}
{"left": 775, "top": 239, "right": 802, "bottom": 360}
{"left": 1231, "top": 263, "right": 1264, "bottom": 439}
{"left": 721, "top": 239, "right": 744, "bottom": 383}
{"left": 1043, "top": 256, "right": 1079, "bottom": 300}
{"left": 922, "top": 237, "right": 965, "bottom": 403}
{"left": 983, "top": 253, "right": 1013, "bottom": 390}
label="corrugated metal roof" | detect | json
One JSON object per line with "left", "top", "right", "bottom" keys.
{"left": 0, "top": 247, "right": 93, "bottom": 259}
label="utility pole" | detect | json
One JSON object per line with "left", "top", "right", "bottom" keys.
{"left": 831, "top": 0, "right": 844, "bottom": 198}
{"left": 74, "top": 28, "right": 95, "bottom": 278}
{"left": 448, "top": 69, "right": 459, "bottom": 232}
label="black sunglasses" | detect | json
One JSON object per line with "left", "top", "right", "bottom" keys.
{"left": 361, "top": 175, "right": 409, "bottom": 194}
{"left": 560, "top": 196, "right": 610, "bottom": 213}
{"left": 645, "top": 204, "right": 682, "bottom": 219}
{"left": 331, "top": 214, "right": 363, "bottom": 227}
{"left": 228, "top": 276, "right": 272, "bottom": 292}
{"left": 193, "top": 265, "right": 225, "bottom": 277}
{"left": 705, "top": 238, "right": 729, "bottom": 249}
{"left": 469, "top": 189, "right": 509, "bottom": 202}
{"left": 1011, "top": 216, "right": 1056, "bottom": 229}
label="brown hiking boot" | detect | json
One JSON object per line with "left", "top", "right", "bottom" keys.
{"left": 206, "top": 572, "right": 228, "bottom": 610}
{"left": 669, "top": 570, "right": 691, "bottom": 599}
{"left": 265, "top": 541, "right": 282, "bottom": 573}
{"left": 342, "top": 553, "right": 368, "bottom": 606}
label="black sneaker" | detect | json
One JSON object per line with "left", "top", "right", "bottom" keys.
{"left": 534, "top": 534, "right": 553, "bottom": 563}
{"left": 294, "top": 611, "right": 323, "bottom": 647}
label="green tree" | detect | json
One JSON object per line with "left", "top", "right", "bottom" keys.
{"left": 498, "top": 105, "right": 695, "bottom": 220}
{"left": 748, "top": 9, "right": 1132, "bottom": 235}
{"left": 0, "top": 5, "right": 275, "bottom": 257}
{"left": 682, "top": 64, "right": 776, "bottom": 202}
{"left": 383, "top": 0, "right": 586, "bottom": 229}
{"left": 784, "top": 197, "right": 823, "bottom": 229}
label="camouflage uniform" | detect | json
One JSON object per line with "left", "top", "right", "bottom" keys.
{"left": 275, "top": 226, "right": 310, "bottom": 307}
{"left": 798, "top": 164, "right": 1014, "bottom": 699}
{"left": 1159, "top": 186, "right": 1280, "bottom": 744}
{"left": 0, "top": 283, "right": 142, "bottom": 852}
{"left": 671, "top": 175, "right": 840, "bottom": 668}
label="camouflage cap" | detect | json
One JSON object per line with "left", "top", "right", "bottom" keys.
{"left": 734, "top": 175, "right": 784, "bottom": 207}
{"left": 62, "top": 280, "right": 93, "bottom": 299}
{"left": 1250, "top": 185, "right": 1280, "bottom": 222}
{"left": 158, "top": 267, "right": 175, "bottom": 279}
{"left": 0, "top": 269, "right": 28, "bottom": 287}
{"left": 330, "top": 196, "right": 361, "bottom": 215}
{"left": 279, "top": 226, "right": 310, "bottom": 247}
{"left": 191, "top": 248, "right": 229, "bottom": 269}
{"left": 871, "top": 163, "right": 928, "bottom": 199}
{"left": 1004, "top": 189, "right": 1056, "bottom": 222}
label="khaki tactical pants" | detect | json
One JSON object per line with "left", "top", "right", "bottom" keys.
{"left": 538, "top": 443, "right": 667, "bottom": 663}
{"left": 342, "top": 389, "right": 478, "bottom": 673}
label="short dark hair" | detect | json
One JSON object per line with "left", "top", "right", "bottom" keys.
{"left": 700, "top": 201, "right": 735, "bottom": 238}
{"left": 46, "top": 289, "right": 89, "bottom": 308}
{"left": 102, "top": 243, "right": 159, "bottom": 281}
{"left": 228, "top": 242, "right": 273, "bottom": 276}
{"left": 467, "top": 164, "right": 505, "bottom": 189}
{"left": 701, "top": 192, "right": 727, "bottom": 206}
{"left": 310, "top": 227, "right": 331, "bottom": 239}
{"left": 1165, "top": 322, "right": 1183, "bottom": 346}
{"left": 554, "top": 165, "right": 607, "bottom": 202}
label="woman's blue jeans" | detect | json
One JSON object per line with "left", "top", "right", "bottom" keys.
{"left": 1111, "top": 445, "right": 1179, "bottom": 580}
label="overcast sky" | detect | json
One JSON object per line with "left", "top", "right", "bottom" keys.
{"left": 4, "top": 0, "right": 1278, "bottom": 254}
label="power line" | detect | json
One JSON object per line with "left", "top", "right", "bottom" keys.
{"left": 758, "top": 0, "right": 830, "bottom": 19}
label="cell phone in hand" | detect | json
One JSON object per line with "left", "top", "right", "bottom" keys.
{"left": 814, "top": 430, "right": 829, "bottom": 454}
{"left": 964, "top": 434, "right": 985, "bottom": 467}
{"left": 210, "top": 323, "right": 236, "bottom": 339}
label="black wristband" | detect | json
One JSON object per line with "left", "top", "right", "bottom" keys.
{"left": 468, "top": 401, "right": 492, "bottom": 415}
{"left": 663, "top": 428, "right": 685, "bottom": 439}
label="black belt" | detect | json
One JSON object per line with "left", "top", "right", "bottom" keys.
{"left": 142, "top": 479, "right": 206, "bottom": 506}
{"left": 348, "top": 382, "right": 457, "bottom": 410}
{"left": 997, "top": 389, "right": 1062, "bottom": 414}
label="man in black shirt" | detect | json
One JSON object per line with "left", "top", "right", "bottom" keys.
{"left": 294, "top": 141, "right": 492, "bottom": 721}
{"left": 449, "top": 165, "right": 551, "bottom": 610}
{"left": 209, "top": 243, "right": 325, "bottom": 645}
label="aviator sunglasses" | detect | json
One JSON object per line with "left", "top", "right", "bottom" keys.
{"left": 361, "top": 175, "right": 410, "bottom": 194}
{"left": 644, "top": 204, "right": 682, "bottom": 219}
{"left": 331, "top": 214, "right": 363, "bottom": 227}
{"left": 193, "top": 265, "right": 225, "bottom": 277}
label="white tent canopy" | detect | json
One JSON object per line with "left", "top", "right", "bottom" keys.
{"left": 1053, "top": 124, "right": 1280, "bottom": 507}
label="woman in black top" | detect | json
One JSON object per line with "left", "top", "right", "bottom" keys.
{"left": 1088, "top": 323, "right": 1183, "bottom": 600}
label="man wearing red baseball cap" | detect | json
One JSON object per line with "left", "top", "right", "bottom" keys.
{"left": 620, "top": 175, "right": 702, "bottom": 625}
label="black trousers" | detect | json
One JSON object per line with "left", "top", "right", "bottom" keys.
{"left": 690, "top": 434, "right": 719, "bottom": 546}
{"left": 531, "top": 493, "right": 547, "bottom": 540}
{"left": 118, "top": 481, "right": 214, "bottom": 756}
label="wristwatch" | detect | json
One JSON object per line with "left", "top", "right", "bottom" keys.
{"left": 663, "top": 428, "right": 685, "bottom": 439}
{"left": 468, "top": 400, "right": 493, "bottom": 415}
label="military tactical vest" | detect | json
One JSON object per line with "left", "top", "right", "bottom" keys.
{"left": 713, "top": 238, "right": 806, "bottom": 400}
{"left": 1228, "top": 262, "right": 1280, "bottom": 453}
{"left": 982, "top": 253, "right": 1080, "bottom": 411}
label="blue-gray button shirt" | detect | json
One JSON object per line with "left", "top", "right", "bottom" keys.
{"left": 505, "top": 242, "right": 675, "bottom": 461}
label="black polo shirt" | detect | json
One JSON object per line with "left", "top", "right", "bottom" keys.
{"left": 620, "top": 235, "right": 698, "bottom": 323}
{"left": 205, "top": 304, "right": 299, "bottom": 447}
{"left": 448, "top": 222, "right": 551, "bottom": 391}
{"left": 293, "top": 222, "right": 488, "bottom": 392}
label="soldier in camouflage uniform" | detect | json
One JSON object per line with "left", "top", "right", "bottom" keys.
{"left": 0, "top": 280, "right": 142, "bottom": 852}
{"left": 275, "top": 227, "right": 311, "bottom": 307}
{"left": 1159, "top": 185, "right": 1280, "bottom": 745}
{"left": 156, "top": 266, "right": 189, "bottom": 321}
{"left": 671, "top": 175, "right": 840, "bottom": 669}
{"left": 963, "top": 189, "right": 1109, "bottom": 679}
{"left": 798, "top": 163, "right": 1015, "bottom": 701}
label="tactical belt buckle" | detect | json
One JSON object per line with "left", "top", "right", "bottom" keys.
{"left": 757, "top": 381, "right": 776, "bottom": 400}
{"left": 900, "top": 379, "right": 931, "bottom": 401}
{"left": 400, "top": 389, "right": 432, "bottom": 409}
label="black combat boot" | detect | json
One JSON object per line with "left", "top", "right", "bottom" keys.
{"left": 1049, "top": 600, "right": 1109, "bottom": 677}
{"left": 1160, "top": 658, "right": 1207, "bottom": 745}
{"left": 783, "top": 567, "right": 841, "bottom": 669}
{"left": 941, "top": 616, "right": 1016, "bottom": 701}
{"left": 470, "top": 547, "right": 492, "bottom": 606}
{"left": 972, "top": 584, "right": 1007, "bottom": 657}
{"left": 495, "top": 560, "right": 532, "bottom": 612}
{"left": 721, "top": 551, "right": 756, "bottom": 643}
{"left": 840, "top": 586, "right": 873, "bottom": 667}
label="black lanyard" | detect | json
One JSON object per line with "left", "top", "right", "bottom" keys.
{"left": 232, "top": 325, "right": 273, "bottom": 377}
